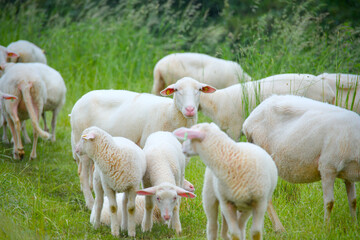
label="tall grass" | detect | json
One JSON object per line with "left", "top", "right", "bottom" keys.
{"left": 0, "top": 0, "right": 359, "bottom": 239}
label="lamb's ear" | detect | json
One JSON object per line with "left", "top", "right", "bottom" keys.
{"left": 136, "top": 187, "right": 157, "bottom": 196}
{"left": 81, "top": 133, "right": 96, "bottom": 140}
{"left": 160, "top": 84, "right": 176, "bottom": 96}
{"left": 173, "top": 128, "right": 205, "bottom": 141}
{"left": 2, "top": 94, "right": 17, "bottom": 100}
{"left": 173, "top": 127, "right": 189, "bottom": 139}
{"left": 6, "top": 51, "right": 19, "bottom": 59}
{"left": 174, "top": 186, "right": 196, "bottom": 198}
{"left": 200, "top": 85, "right": 216, "bottom": 93}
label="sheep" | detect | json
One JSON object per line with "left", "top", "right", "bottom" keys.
{"left": 199, "top": 73, "right": 335, "bottom": 140}
{"left": 92, "top": 179, "right": 195, "bottom": 227}
{"left": 0, "top": 91, "right": 17, "bottom": 143}
{"left": 317, "top": 73, "right": 360, "bottom": 113}
{"left": 1, "top": 62, "right": 66, "bottom": 142}
{"left": 0, "top": 45, "right": 18, "bottom": 66}
{"left": 173, "top": 122, "right": 279, "bottom": 240}
{"left": 136, "top": 131, "right": 196, "bottom": 234}
{"left": 75, "top": 126, "right": 146, "bottom": 237}
{"left": 6, "top": 40, "right": 47, "bottom": 64}
{"left": 242, "top": 94, "right": 360, "bottom": 223}
{"left": 152, "top": 52, "right": 251, "bottom": 95}
{"left": 70, "top": 77, "right": 216, "bottom": 210}
{"left": 0, "top": 63, "right": 50, "bottom": 159}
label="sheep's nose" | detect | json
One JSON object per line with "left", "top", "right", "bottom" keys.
{"left": 185, "top": 106, "right": 195, "bottom": 116}
{"left": 185, "top": 106, "right": 195, "bottom": 112}
{"left": 163, "top": 215, "right": 171, "bottom": 221}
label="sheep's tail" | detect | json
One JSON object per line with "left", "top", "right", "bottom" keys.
{"left": 19, "top": 82, "right": 51, "bottom": 140}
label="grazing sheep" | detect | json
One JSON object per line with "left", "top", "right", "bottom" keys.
{"left": 136, "top": 131, "right": 196, "bottom": 234}
{"left": 173, "top": 122, "right": 278, "bottom": 240}
{"left": 7, "top": 40, "right": 47, "bottom": 64}
{"left": 243, "top": 94, "right": 360, "bottom": 223}
{"left": 317, "top": 73, "right": 360, "bottom": 113}
{"left": 75, "top": 126, "right": 146, "bottom": 237}
{"left": 94, "top": 180, "right": 195, "bottom": 227}
{"left": 200, "top": 73, "right": 335, "bottom": 140}
{"left": 152, "top": 52, "right": 251, "bottom": 95}
{"left": 0, "top": 63, "right": 50, "bottom": 159}
{"left": 70, "top": 77, "right": 215, "bottom": 210}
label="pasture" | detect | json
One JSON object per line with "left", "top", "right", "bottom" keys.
{"left": 1, "top": 0, "right": 359, "bottom": 239}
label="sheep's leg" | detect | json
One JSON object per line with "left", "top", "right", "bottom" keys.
{"left": 251, "top": 201, "right": 267, "bottom": 240}
{"left": 29, "top": 128, "right": 38, "bottom": 160}
{"left": 171, "top": 198, "right": 182, "bottom": 234}
{"left": 220, "top": 201, "right": 241, "bottom": 240}
{"left": 50, "top": 108, "right": 60, "bottom": 142}
{"left": 320, "top": 170, "right": 336, "bottom": 222}
{"left": 91, "top": 168, "right": 103, "bottom": 229}
{"left": 267, "top": 200, "right": 285, "bottom": 232}
{"left": 122, "top": 191, "right": 128, "bottom": 231}
{"left": 6, "top": 114, "right": 21, "bottom": 159}
{"left": 126, "top": 189, "right": 136, "bottom": 237}
{"left": 42, "top": 111, "right": 48, "bottom": 132}
{"left": 79, "top": 155, "right": 94, "bottom": 210}
{"left": 8, "top": 103, "right": 24, "bottom": 160}
{"left": 142, "top": 195, "right": 154, "bottom": 232}
{"left": 21, "top": 120, "right": 31, "bottom": 144}
{"left": 237, "top": 210, "right": 251, "bottom": 240}
{"left": 345, "top": 180, "right": 357, "bottom": 223}
{"left": 103, "top": 186, "right": 119, "bottom": 236}
{"left": 203, "top": 182, "right": 219, "bottom": 240}
{"left": 2, "top": 117, "right": 9, "bottom": 143}
{"left": 89, "top": 160, "right": 94, "bottom": 190}
{"left": 221, "top": 214, "right": 230, "bottom": 240}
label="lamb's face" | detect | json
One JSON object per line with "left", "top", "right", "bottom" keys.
{"left": 160, "top": 77, "right": 216, "bottom": 119}
{"left": 155, "top": 187, "right": 179, "bottom": 222}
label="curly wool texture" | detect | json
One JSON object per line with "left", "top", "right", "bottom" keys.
{"left": 199, "top": 73, "right": 335, "bottom": 140}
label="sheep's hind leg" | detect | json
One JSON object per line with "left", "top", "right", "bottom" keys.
{"left": 345, "top": 180, "right": 357, "bottom": 223}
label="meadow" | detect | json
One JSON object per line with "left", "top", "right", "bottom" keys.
{"left": 0, "top": 0, "right": 359, "bottom": 239}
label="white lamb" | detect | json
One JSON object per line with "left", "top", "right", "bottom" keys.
{"left": 317, "top": 73, "right": 360, "bottom": 113}
{"left": 200, "top": 73, "right": 335, "bottom": 140}
{"left": 152, "top": 52, "right": 251, "bottom": 95}
{"left": 94, "top": 180, "right": 195, "bottom": 227}
{"left": 0, "top": 63, "right": 50, "bottom": 159}
{"left": 7, "top": 40, "right": 47, "bottom": 64}
{"left": 242, "top": 94, "right": 360, "bottom": 223}
{"left": 173, "top": 122, "right": 278, "bottom": 240}
{"left": 75, "top": 126, "right": 146, "bottom": 237}
{"left": 136, "top": 131, "right": 196, "bottom": 234}
{"left": 70, "top": 77, "right": 216, "bottom": 210}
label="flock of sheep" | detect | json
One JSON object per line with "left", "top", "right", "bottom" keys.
{"left": 0, "top": 40, "right": 359, "bottom": 240}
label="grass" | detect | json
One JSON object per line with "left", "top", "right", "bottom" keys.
{"left": 1, "top": 0, "right": 360, "bottom": 239}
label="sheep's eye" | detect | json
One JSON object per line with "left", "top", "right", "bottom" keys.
{"left": 157, "top": 197, "right": 160, "bottom": 202}
{"left": 173, "top": 196, "right": 177, "bottom": 201}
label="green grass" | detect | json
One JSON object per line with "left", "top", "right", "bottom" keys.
{"left": 1, "top": 0, "right": 359, "bottom": 239}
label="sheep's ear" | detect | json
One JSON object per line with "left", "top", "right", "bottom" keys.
{"left": 173, "top": 128, "right": 205, "bottom": 141}
{"left": 136, "top": 187, "right": 156, "bottom": 196}
{"left": 200, "top": 85, "right": 216, "bottom": 93}
{"left": 7, "top": 51, "right": 19, "bottom": 59}
{"left": 81, "top": 133, "right": 96, "bottom": 140}
{"left": 175, "top": 186, "right": 196, "bottom": 198}
{"left": 160, "top": 84, "right": 176, "bottom": 96}
{"left": 183, "top": 180, "right": 195, "bottom": 193}
{"left": 2, "top": 94, "right": 17, "bottom": 100}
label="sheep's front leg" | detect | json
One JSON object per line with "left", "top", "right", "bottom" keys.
{"left": 237, "top": 209, "right": 251, "bottom": 240}
{"left": 91, "top": 168, "right": 103, "bottom": 229}
{"left": 251, "top": 201, "right": 267, "bottom": 240}
{"left": 142, "top": 195, "right": 154, "bottom": 232}
{"left": 126, "top": 189, "right": 136, "bottom": 237}
{"left": 345, "top": 180, "right": 357, "bottom": 223}
{"left": 122, "top": 192, "right": 128, "bottom": 231}
{"left": 320, "top": 170, "right": 336, "bottom": 222}
{"left": 220, "top": 201, "right": 242, "bottom": 240}
{"left": 103, "top": 185, "right": 119, "bottom": 236}
{"left": 171, "top": 198, "right": 182, "bottom": 234}
{"left": 221, "top": 214, "right": 230, "bottom": 240}
{"left": 79, "top": 155, "right": 94, "bottom": 210}
{"left": 21, "top": 120, "right": 31, "bottom": 144}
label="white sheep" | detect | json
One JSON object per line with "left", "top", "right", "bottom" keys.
{"left": 75, "top": 126, "right": 146, "bottom": 237}
{"left": 0, "top": 45, "right": 18, "bottom": 66}
{"left": 242, "top": 94, "right": 360, "bottom": 223}
{"left": 70, "top": 77, "right": 216, "bottom": 210}
{"left": 152, "top": 52, "right": 251, "bottom": 95}
{"left": 0, "top": 63, "right": 50, "bottom": 159}
{"left": 136, "top": 131, "right": 196, "bottom": 234}
{"left": 173, "top": 122, "right": 278, "bottom": 240}
{"left": 317, "top": 73, "right": 360, "bottom": 113}
{"left": 200, "top": 73, "right": 335, "bottom": 140}
{"left": 7, "top": 40, "right": 47, "bottom": 64}
{"left": 1, "top": 62, "right": 66, "bottom": 142}
{"left": 93, "top": 180, "right": 195, "bottom": 227}
{"left": 0, "top": 91, "right": 17, "bottom": 143}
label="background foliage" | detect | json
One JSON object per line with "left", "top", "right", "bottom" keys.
{"left": 0, "top": 0, "right": 359, "bottom": 239}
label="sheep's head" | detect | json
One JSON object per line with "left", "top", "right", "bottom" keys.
{"left": 75, "top": 126, "right": 107, "bottom": 156}
{"left": 160, "top": 77, "right": 216, "bottom": 119}
{"left": 136, "top": 182, "right": 195, "bottom": 222}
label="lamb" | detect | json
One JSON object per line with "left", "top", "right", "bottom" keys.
{"left": 70, "top": 77, "right": 216, "bottom": 210}
{"left": 317, "top": 73, "right": 360, "bottom": 113}
{"left": 173, "top": 122, "right": 279, "bottom": 240}
{"left": 199, "top": 73, "right": 335, "bottom": 140}
{"left": 0, "top": 63, "right": 50, "bottom": 159}
{"left": 152, "top": 52, "right": 251, "bottom": 95}
{"left": 1, "top": 62, "right": 66, "bottom": 142}
{"left": 6, "top": 40, "right": 47, "bottom": 64}
{"left": 242, "top": 94, "right": 360, "bottom": 223}
{"left": 136, "top": 131, "right": 196, "bottom": 234}
{"left": 75, "top": 126, "right": 146, "bottom": 237}
{"left": 93, "top": 180, "right": 195, "bottom": 227}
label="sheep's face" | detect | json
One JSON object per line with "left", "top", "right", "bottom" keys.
{"left": 182, "top": 140, "right": 197, "bottom": 157}
{"left": 160, "top": 77, "right": 216, "bottom": 119}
